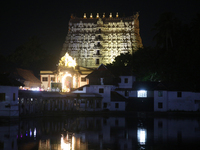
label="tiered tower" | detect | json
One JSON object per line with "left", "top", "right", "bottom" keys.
{"left": 61, "top": 12, "right": 143, "bottom": 68}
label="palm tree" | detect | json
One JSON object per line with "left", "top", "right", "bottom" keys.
{"left": 152, "top": 12, "right": 180, "bottom": 51}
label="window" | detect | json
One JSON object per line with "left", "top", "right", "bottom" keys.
{"left": 177, "top": 91, "right": 182, "bottom": 97}
{"left": 124, "top": 78, "right": 128, "bottom": 83}
{"left": 115, "top": 119, "right": 119, "bottom": 125}
{"left": 96, "top": 59, "right": 99, "bottom": 65}
{"left": 96, "top": 50, "right": 100, "bottom": 55}
{"left": 137, "top": 90, "right": 147, "bottom": 97}
{"left": 42, "top": 77, "right": 48, "bottom": 81}
{"left": 51, "top": 77, "right": 55, "bottom": 81}
{"left": 0, "top": 93, "right": 5, "bottom": 101}
{"left": 125, "top": 90, "right": 129, "bottom": 96}
{"left": 119, "top": 78, "right": 121, "bottom": 83}
{"left": 158, "top": 121, "right": 163, "bottom": 128}
{"left": 13, "top": 93, "right": 15, "bottom": 101}
{"left": 81, "top": 77, "right": 86, "bottom": 82}
{"left": 115, "top": 103, "right": 119, "bottom": 108}
{"left": 103, "top": 103, "right": 107, "bottom": 108}
{"left": 158, "top": 102, "right": 163, "bottom": 108}
{"left": 99, "top": 88, "right": 104, "bottom": 93}
{"left": 158, "top": 91, "right": 163, "bottom": 97}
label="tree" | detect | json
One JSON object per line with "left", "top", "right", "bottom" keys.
{"left": 108, "top": 53, "right": 132, "bottom": 67}
{"left": 152, "top": 12, "right": 181, "bottom": 51}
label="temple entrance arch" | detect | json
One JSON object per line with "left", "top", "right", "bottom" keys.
{"left": 62, "top": 72, "right": 72, "bottom": 92}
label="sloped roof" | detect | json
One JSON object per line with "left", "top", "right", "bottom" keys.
{"left": 16, "top": 68, "right": 41, "bottom": 83}
{"left": 0, "top": 73, "right": 24, "bottom": 86}
{"left": 86, "top": 64, "right": 116, "bottom": 79}
{"left": 87, "top": 64, "right": 115, "bottom": 78}
{"left": 75, "top": 66, "right": 94, "bottom": 75}
{"left": 111, "top": 91, "right": 127, "bottom": 102}
{"left": 115, "top": 81, "right": 199, "bottom": 92}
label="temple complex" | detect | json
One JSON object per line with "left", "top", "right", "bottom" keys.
{"left": 61, "top": 12, "right": 143, "bottom": 68}
{"left": 40, "top": 12, "right": 143, "bottom": 92}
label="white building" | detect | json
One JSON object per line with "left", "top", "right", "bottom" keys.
{"left": 154, "top": 84, "right": 200, "bottom": 111}
{"left": 0, "top": 74, "right": 23, "bottom": 117}
{"left": 72, "top": 64, "right": 135, "bottom": 111}
{"left": 115, "top": 81, "right": 200, "bottom": 112}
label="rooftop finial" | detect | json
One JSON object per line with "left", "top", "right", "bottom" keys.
{"left": 84, "top": 13, "right": 87, "bottom": 18}
{"left": 110, "top": 13, "right": 112, "bottom": 18}
{"left": 116, "top": 12, "right": 119, "bottom": 18}
{"left": 96, "top": 13, "right": 99, "bottom": 18}
{"left": 90, "top": 13, "right": 93, "bottom": 18}
{"left": 103, "top": 13, "right": 105, "bottom": 18}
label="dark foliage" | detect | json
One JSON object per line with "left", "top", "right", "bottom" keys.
{"left": 110, "top": 12, "right": 200, "bottom": 85}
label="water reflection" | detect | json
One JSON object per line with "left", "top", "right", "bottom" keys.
{"left": 1, "top": 116, "right": 200, "bottom": 150}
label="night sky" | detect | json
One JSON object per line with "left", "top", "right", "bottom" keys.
{"left": 1, "top": 0, "right": 200, "bottom": 56}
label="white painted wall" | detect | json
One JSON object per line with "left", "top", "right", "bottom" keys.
{"left": 41, "top": 75, "right": 56, "bottom": 91}
{"left": 154, "top": 91, "right": 200, "bottom": 111}
{"left": 154, "top": 91, "right": 168, "bottom": 111}
{"left": 0, "top": 86, "right": 19, "bottom": 117}
{"left": 168, "top": 91, "right": 194, "bottom": 111}
{"left": 72, "top": 86, "right": 87, "bottom": 93}
{"left": 87, "top": 85, "right": 114, "bottom": 110}
{"left": 118, "top": 76, "right": 135, "bottom": 88}
{"left": 110, "top": 102, "right": 125, "bottom": 111}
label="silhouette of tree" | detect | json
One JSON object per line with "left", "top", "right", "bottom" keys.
{"left": 152, "top": 12, "right": 181, "bottom": 51}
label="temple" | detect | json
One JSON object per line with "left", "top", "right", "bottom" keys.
{"left": 40, "top": 12, "right": 143, "bottom": 91}
{"left": 61, "top": 12, "right": 143, "bottom": 68}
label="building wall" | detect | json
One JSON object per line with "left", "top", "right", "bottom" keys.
{"left": 167, "top": 91, "right": 195, "bottom": 111}
{"left": 61, "top": 13, "right": 143, "bottom": 68}
{"left": 41, "top": 74, "right": 56, "bottom": 91}
{"left": 79, "top": 75, "right": 88, "bottom": 87}
{"left": 0, "top": 86, "right": 19, "bottom": 117}
{"left": 110, "top": 102, "right": 125, "bottom": 111}
{"left": 87, "top": 85, "right": 113, "bottom": 105}
{"left": 72, "top": 86, "right": 87, "bottom": 93}
{"left": 154, "top": 91, "right": 168, "bottom": 111}
{"left": 154, "top": 91, "right": 200, "bottom": 111}
{"left": 118, "top": 76, "right": 135, "bottom": 88}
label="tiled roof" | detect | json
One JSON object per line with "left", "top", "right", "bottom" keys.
{"left": 111, "top": 91, "right": 127, "bottom": 102}
{"left": 16, "top": 68, "right": 41, "bottom": 83}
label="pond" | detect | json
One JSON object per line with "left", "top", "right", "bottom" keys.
{"left": 1, "top": 115, "right": 200, "bottom": 150}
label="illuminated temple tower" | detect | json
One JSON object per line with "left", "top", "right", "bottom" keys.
{"left": 61, "top": 12, "right": 143, "bottom": 68}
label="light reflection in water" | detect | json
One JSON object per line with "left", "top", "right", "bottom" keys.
{"left": 137, "top": 128, "right": 147, "bottom": 145}
{"left": 30, "top": 128, "right": 32, "bottom": 137}
{"left": 61, "top": 133, "right": 75, "bottom": 150}
{"left": 34, "top": 128, "right": 36, "bottom": 137}
{"left": 14, "top": 117, "right": 200, "bottom": 150}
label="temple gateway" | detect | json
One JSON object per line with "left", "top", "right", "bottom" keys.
{"left": 61, "top": 12, "right": 143, "bottom": 68}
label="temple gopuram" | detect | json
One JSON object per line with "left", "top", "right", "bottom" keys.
{"left": 61, "top": 12, "right": 143, "bottom": 68}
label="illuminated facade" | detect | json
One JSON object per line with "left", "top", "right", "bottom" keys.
{"left": 40, "top": 52, "right": 93, "bottom": 92}
{"left": 61, "top": 12, "right": 143, "bottom": 68}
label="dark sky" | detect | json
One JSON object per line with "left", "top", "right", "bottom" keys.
{"left": 1, "top": 0, "right": 200, "bottom": 56}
